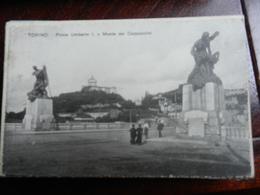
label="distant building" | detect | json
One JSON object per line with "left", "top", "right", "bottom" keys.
{"left": 74, "top": 117, "right": 94, "bottom": 122}
{"left": 109, "top": 109, "right": 120, "bottom": 119}
{"left": 152, "top": 88, "right": 182, "bottom": 116}
{"left": 58, "top": 113, "right": 75, "bottom": 118}
{"left": 152, "top": 93, "right": 163, "bottom": 100}
{"left": 88, "top": 75, "right": 97, "bottom": 86}
{"left": 81, "top": 103, "right": 122, "bottom": 109}
{"left": 225, "top": 89, "right": 246, "bottom": 96}
{"left": 225, "top": 89, "right": 247, "bottom": 108}
{"left": 134, "top": 99, "right": 142, "bottom": 106}
{"left": 224, "top": 89, "right": 248, "bottom": 125}
{"left": 82, "top": 76, "right": 116, "bottom": 94}
{"left": 86, "top": 112, "right": 109, "bottom": 119}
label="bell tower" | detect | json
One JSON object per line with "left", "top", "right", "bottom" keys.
{"left": 88, "top": 75, "right": 97, "bottom": 86}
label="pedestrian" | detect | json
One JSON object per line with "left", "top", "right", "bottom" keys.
{"left": 136, "top": 124, "right": 143, "bottom": 145}
{"left": 143, "top": 122, "right": 149, "bottom": 139}
{"left": 157, "top": 120, "right": 164, "bottom": 138}
{"left": 129, "top": 124, "right": 137, "bottom": 144}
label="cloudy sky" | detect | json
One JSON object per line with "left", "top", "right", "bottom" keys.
{"left": 4, "top": 16, "right": 250, "bottom": 112}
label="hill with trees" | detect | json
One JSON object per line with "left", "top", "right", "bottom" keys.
{"left": 52, "top": 89, "right": 137, "bottom": 114}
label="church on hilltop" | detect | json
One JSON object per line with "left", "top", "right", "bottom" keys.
{"left": 82, "top": 76, "right": 117, "bottom": 94}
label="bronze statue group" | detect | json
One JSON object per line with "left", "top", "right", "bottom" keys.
{"left": 27, "top": 65, "right": 49, "bottom": 102}
{"left": 187, "top": 31, "right": 222, "bottom": 91}
{"left": 129, "top": 121, "right": 164, "bottom": 145}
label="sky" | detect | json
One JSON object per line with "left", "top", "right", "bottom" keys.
{"left": 4, "top": 16, "right": 250, "bottom": 112}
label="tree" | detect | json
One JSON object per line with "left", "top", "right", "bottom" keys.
{"left": 5, "top": 109, "right": 25, "bottom": 122}
{"left": 53, "top": 89, "right": 129, "bottom": 114}
{"left": 141, "top": 94, "right": 158, "bottom": 109}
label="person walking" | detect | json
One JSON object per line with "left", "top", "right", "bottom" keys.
{"left": 129, "top": 124, "right": 137, "bottom": 144}
{"left": 157, "top": 120, "right": 164, "bottom": 138}
{"left": 143, "top": 122, "right": 150, "bottom": 139}
{"left": 136, "top": 124, "right": 143, "bottom": 145}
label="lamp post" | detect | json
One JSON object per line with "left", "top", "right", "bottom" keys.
{"left": 130, "top": 109, "right": 132, "bottom": 126}
{"left": 175, "top": 91, "right": 177, "bottom": 120}
{"left": 129, "top": 109, "right": 141, "bottom": 126}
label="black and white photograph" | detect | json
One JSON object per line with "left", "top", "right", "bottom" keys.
{"left": 0, "top": 16, "right": 255, "bottom": 178}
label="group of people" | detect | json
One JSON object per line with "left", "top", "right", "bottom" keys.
{"left": 129, "top": 121, "right": 164, "bottom": 145}
{"left": 129, "top": 124, "right": 143, "bottom": 145}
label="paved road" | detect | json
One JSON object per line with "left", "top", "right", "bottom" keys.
{"left": 3, "top": 128, "right": 252, "bottom": 178}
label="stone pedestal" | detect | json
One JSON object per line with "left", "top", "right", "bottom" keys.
{"left": 179, "top": 82, "right": 225, "bottom": 137}
{"left": 184, "top": 110, "right": 208, "bottom": 137}
{"left": 23, "top": 98, "right": 54, "bottom": 130}
{"left": 182, "top": 82, "right": 225, "bottom": 112}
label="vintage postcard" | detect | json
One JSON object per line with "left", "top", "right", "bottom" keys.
{"left": 0, "top": 16, "right": 254, "bottom": 178}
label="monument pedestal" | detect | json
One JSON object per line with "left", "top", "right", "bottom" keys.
{"left": 23, "top": 98, "right": 54, "bottom": 130}
{"left": 179, "top": 82, "right": 226, "bottom": 137}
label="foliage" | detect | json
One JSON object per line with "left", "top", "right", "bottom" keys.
{"left": 141, "top": 94, "right": 159, "bottom": 109}
{"left": 96, "top": 115, "right": 115, "bottom": 123}
{"left": 5, "top": 109, "right": 25, "bottom": 122}
{"left": 120, "top": 100, "right": 137, "bottom": 109}
{"left": 53, "top": 90, "right": 130, "bottom": 114}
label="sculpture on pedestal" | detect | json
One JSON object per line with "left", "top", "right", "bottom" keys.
{"left": 27, "top": 65, "right": 49, "bottom": 102}
{"left": 179, "top": 31, "right": 227, "bottom": 136}
{"left": 187, "top": 32, "right": 222, "bottom": 91}
{"left": 24, "top": 65, "right": 54, "bottom": 130}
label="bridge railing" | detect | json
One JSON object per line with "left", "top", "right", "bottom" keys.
{"left": 222, "top": 126, "right": 249, "bottom": 140}
{"left": 58, "top": 122, "right": 132, "bottom": 130}
{"left": 5, "top": 122, "right": 133, "bottom": 131}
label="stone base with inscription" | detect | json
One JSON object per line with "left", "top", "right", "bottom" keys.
{"left": 23, "top": 98, "right": 54, "bottom": 130}
{"left": 178, "top": 82, "right": 226, "bottom": 137}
